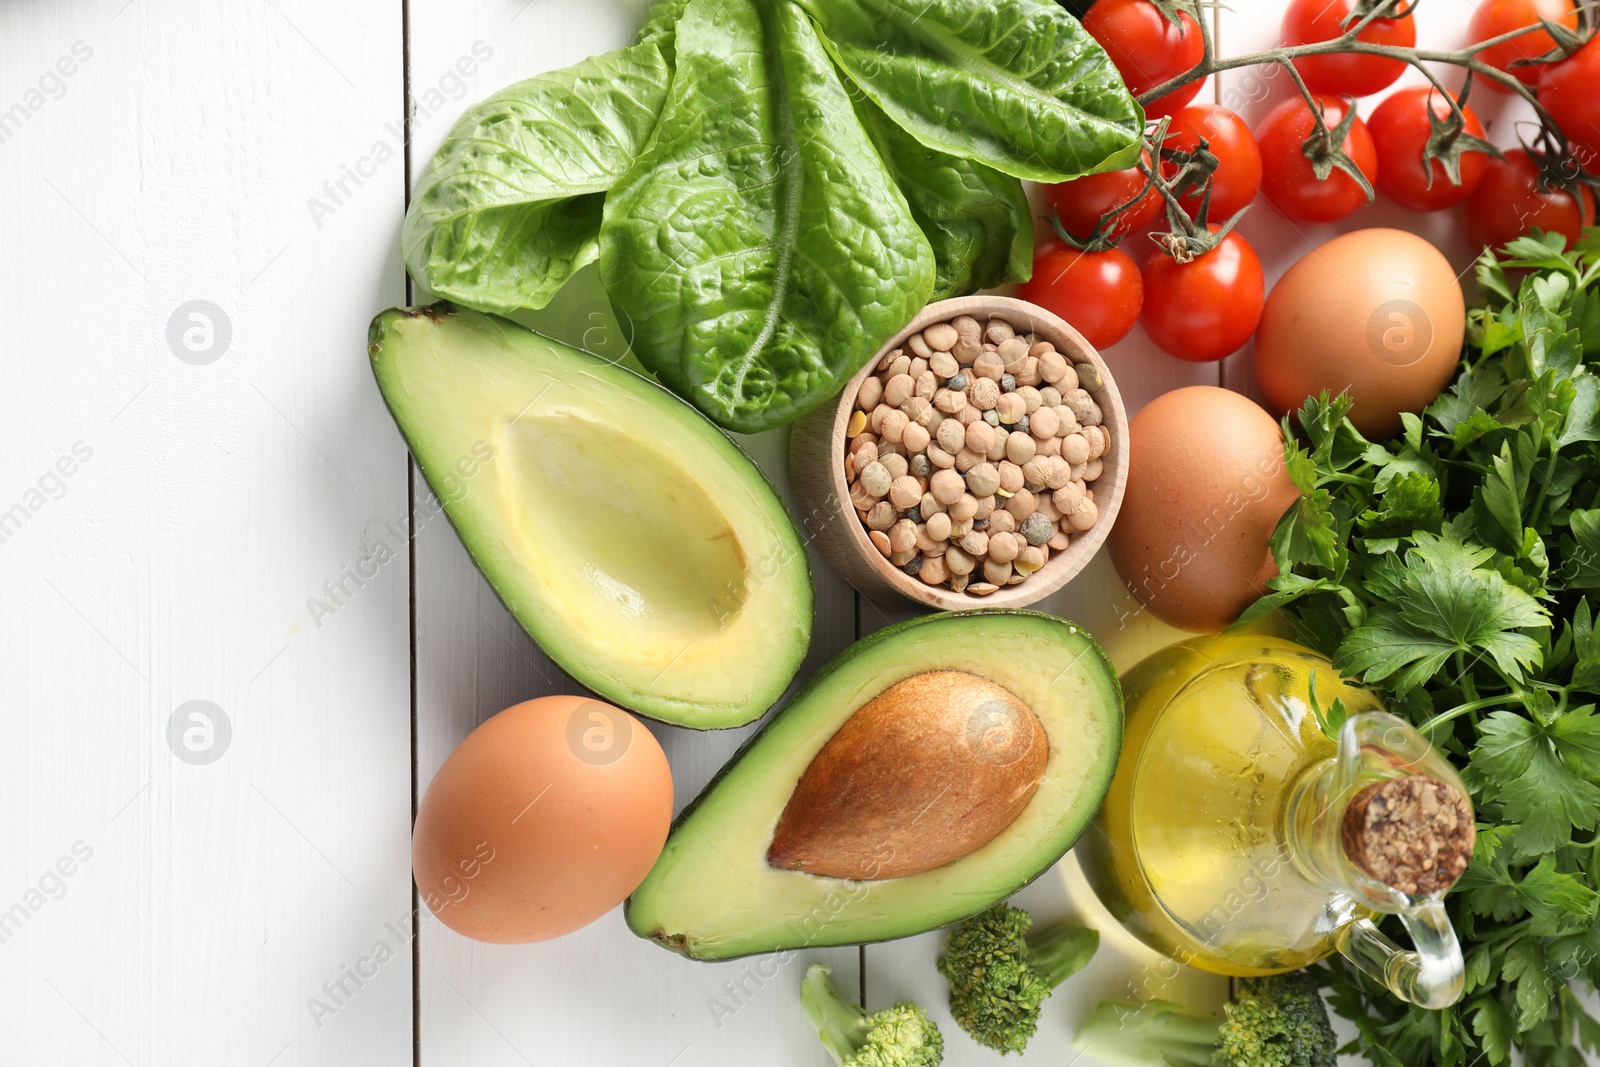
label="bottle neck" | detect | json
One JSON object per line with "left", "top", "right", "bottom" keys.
{"left": 1280, "top": 757, "right": 1350, "bottom": 893}
{"left": 1282, "top": 757, "right": 1477, "bottom": 908}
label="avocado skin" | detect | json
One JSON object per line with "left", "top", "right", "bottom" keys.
{"left": 626, "top": 609, "right": 1124, "bottom": 959}
{"left": 368, "top": 302, "right": 814, "bottom": 729}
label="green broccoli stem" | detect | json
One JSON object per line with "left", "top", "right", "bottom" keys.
{"left": 1155, "top": 1016, "right": 1229, "bottom": 1066}
{"left": 1024, "top": 922, "right": 1100, "bottom": 992}
{"left": 1074, "top": 999, "right": 1224, "bottom": 1067}
{"left": 802, "top": 964, "right": 869, "bottom": 1066}
{"left": 1127, "top": 1005, "right": 1227, "bottom": 1061}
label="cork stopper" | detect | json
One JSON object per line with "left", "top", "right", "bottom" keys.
{"left": 1340, "top": 775, "right": 1474, "bottom": 896}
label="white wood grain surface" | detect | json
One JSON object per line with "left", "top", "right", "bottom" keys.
{"left": 0, "top": 1, "right": 412, "bottom": 1064}
{"left": 0, "top": 0, "right": 1502, "bottom": 1064}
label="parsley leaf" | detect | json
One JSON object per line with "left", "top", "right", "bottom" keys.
{"left": 1472, "top": 710, "right": 1600, "bottom": 854}
{"left": 1500, "top": 937, "right": 1553, "bottom": 1030}
{"left": 1358, "top": 472, "right": 1442, "bottom": 540}
{"left": 1513, "top": 855, "right": 1598, "bottom": 938}
{"left": 1337, "top": 534, "right": 1548, "bottom": 696}
{"left": 1471, "top": 997, "right": 1515, "bottom": 1065}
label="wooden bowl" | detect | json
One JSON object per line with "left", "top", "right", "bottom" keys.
{"left": 790, "top": 295, "right": 1130, "bottom": 612}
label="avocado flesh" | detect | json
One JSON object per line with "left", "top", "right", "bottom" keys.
{"left": 626, "top": 610, "right": 1123, "bottom": 959}
{"left": 368, "top": 304, "right": 813, "bottom": 728}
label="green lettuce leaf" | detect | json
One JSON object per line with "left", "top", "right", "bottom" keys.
{"left": 635, "top": 0, "right": 690, "bottom": 48}
{"left": 850, "top": 87, "right": 1031, "bottom": 300}
{"left": 798, "top": 0, "right": 1144, "bottom": 182}
{"left": 600, "top": 0, "right": 935, "bottom": 433}
{"left": 402, "top": 42, "right": 671, "bottom": 314}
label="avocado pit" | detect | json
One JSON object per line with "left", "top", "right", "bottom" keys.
{"left": 767, "top": 670, "right": 1048, "bottom": 880}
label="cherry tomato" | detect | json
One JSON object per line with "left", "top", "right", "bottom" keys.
{"left": 1140, "top": 228, "right": 1266, "bottom": 362}
{"left": 1082, "top": 0, "right": 1206, "bottom": 119}
{"left": 1542, "top": 35, "right": 1600, "bottom": 165}
{"left": 1281, "top": 0, "right": 1415, "bottom": 97}
{"left": 1257, "top": 94, "right": 1379, "bottom": 224}
{"left": 1465, "top": 148, "right": 1595, "bottom": 251}
{"left": 1019, "top": 241, "right": 1145, "bottom": 349}
{"left": 1161, "top": 104, "right": 1263, "bottom": 221}
{"left": 1367, "top": 88, "right": 1490, "bottom": 212}
{"left": 1469, "top": 0, "right": 1578, "bottom": 94}
{"left": 1041, "top": 148, "right": 1162, "bottom": 242}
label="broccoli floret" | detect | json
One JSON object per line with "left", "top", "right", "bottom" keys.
{"left": 1072, "top": 972, "right": 1338, "bottom": 1067}
{"left": 801, "top": 963, "right": 943, "bottom": 1067}
{"left": 1217, "top": 971, "right": 1337, "bottom": 1067}
{"left": 936, "top": 902, "right": 1099, "bottom": 1053}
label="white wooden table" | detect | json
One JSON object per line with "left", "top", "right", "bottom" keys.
{"left": 0, "top": 1, "right": 1496, "bottom": 1063}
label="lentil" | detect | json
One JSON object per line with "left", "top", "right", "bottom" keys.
{"left": 859, "top": 461, "right": 891, "bottom": 498}
{"left": 1019, "top": 512, "right": 1053, "bottom": 546}
{"left": 924, "top": 322, "right": 958, "bottom": 352}
{"left": 889, "top": 476, "right": 923, "bottom": 510}
{"left": 973, "top": 351, "right": 1006, "bottom": 383}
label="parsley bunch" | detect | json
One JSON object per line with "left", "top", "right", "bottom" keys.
{"left": 1239, "top": 233, "right": 1600, "bottom": 1067}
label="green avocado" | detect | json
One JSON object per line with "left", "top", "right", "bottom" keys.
{"left": 627, "top": 610, "right": 1123, "bottom": 959}
{"left": 368, "top": 304, "right": 813, "bottom": 728}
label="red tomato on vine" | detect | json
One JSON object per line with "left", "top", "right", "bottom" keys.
{"left": 1140, "top": 228, "right": 1265, "bottom": 363}
{"left": 1256, "top": 94, "right": 1379, "bottom": 224}
{"left": 1465, "top": 148, "right": 1595, "bottom": 252}
{"left": 1161, "top": 104, "right": 1263, "bottom": 221}
{"left": 1367, "top": 87, "right": 1491, "bottom": 212}
{"left": 1281, "top": 0, "right": 1416, "bottom": 97}
{"left": 1020, "top": 242, "right": 1145, "bottom": 350}
{"left": 1082, "top": 0, "right": 1207, "bottom": 119}
{"left": 1040, "top": 148, "right": 1162, "bottom": 242}
{"left": 1469, "top": 0, "right": 1579, "bottom": 94}
{"left": 1542, "top": 35, "right": 1600, "bottom": 165}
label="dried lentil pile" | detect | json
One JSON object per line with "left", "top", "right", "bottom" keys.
{"left": 844, "top": 314, "right": 1110, "bottom": 595}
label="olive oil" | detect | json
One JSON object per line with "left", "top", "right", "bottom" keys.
{"left": 1080, "top": 636, "right": 1386, "bottom": 975}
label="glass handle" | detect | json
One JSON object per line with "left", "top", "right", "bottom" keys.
{"left": 1334, "top": 900, "right": 1464, "bottom": 1010}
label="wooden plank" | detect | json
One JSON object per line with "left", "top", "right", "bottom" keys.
{"left": 405, "top": 4, "right": 860, "bottom": 1063}
{"left": 0, "top": 1, "right": 411, "bottom": 1064}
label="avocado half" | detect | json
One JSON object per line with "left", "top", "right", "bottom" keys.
{"left": 368, "top": 304, "right": 813, "bottom": 728}
{"left": 627, "top": 610, "right": 1123, "bottom": 959}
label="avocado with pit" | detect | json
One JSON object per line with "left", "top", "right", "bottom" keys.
{"left": 368, "top": 304, "right": 813, "bottom": 728}
{"left": 627, "top": 610, "right": 1122, "bottom": 959}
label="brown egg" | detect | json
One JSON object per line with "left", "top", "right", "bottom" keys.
{"left": 412, "top": 695, "right": 672, "bottom": 944}
{"left": 1254, "top": 228, "right": 1465, "bottom": 439}
{"left": 1108, "top": 386, "right": 1299, "bottom": 633}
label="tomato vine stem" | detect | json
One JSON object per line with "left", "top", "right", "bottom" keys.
{"left": 1139, "top": 0, "right": 1594, "bottom": 139}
